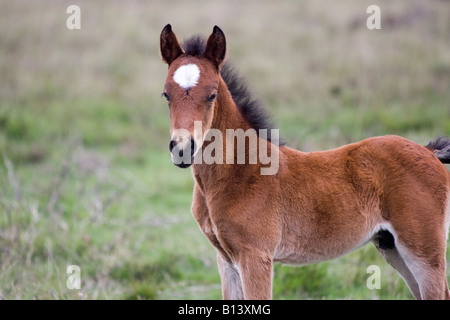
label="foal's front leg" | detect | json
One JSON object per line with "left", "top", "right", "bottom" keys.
{"left": 218, "top": 250, "right": 273, "bottom": 300}
{"left": 235, "top": 250, "right": 273, "bottom": 300}
{"left": 217, "top": 254, "right": 244, "bottom": 300}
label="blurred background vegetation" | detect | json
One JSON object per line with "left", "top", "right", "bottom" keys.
{"left": 0, "top": 0, "right": 449, "bottom": 299}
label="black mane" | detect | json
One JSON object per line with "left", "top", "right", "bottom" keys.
{"left": 181, "top": 35, "right": 206, "bottom": 57}
{"left": 181, "top": 35, "right": 285, "bottom": 145}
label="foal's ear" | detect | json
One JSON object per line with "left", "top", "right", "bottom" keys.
{"left": 204, "top": 26, "right": 226, "bottom": 69}
{"left": 160, "top": 24, "right": 183, "bottom": 65}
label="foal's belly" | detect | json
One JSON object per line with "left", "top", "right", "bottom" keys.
{"left": 273, "top": 216, "right": 379, "bottom": 265}
{"left": 273, "top": 237, "right": 370, "bottom": 265}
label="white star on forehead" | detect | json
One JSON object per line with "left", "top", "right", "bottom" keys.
{"left": 173, "top": 64, "right": 200, "bottom": 90}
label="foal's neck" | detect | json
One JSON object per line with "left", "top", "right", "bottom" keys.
{"left": 214, "top": 77, "right": 250, "bottom": 134}
{"left": 192, "top": 77, "right": 255, "bottom": 192}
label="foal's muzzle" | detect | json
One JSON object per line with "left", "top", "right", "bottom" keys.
{"left": 169, "top": 136, "right": 196, "bottom": 168}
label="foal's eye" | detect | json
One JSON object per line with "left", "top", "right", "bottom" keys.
{"left": 161, "top": 92, "right": 170, "bottom": 101}
{"left": 207, "top": 93, "right": 217, "bottom": 102}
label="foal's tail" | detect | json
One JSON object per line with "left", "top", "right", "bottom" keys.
{"left": 425, "top": 136, "right": 450, "bottom": 164}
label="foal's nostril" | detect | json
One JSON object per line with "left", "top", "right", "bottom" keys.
{"left": 169, "top": 137, "right": 196, "bottom": 168}
{"left": 169, "top": 140, "right": 176, "bottom": 152}
{"left": 190, "top": 138, "right": 196, "bottom": 156}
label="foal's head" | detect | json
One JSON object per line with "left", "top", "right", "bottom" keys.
{"left": 160, "top": 24, "right": 226, "bottom": 168}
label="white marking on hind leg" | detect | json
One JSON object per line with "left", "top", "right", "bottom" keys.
{"left": 444, "top": 192, "right": 450, "bottom": 242}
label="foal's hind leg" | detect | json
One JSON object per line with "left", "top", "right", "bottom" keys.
{"left": 395, "top": 239, "right": 450, "bottom": 300}
{"left": 386, "top": 215, "right": 450, "bottom": 299}
{"left": 374, "top": 239, "right": 421, "bottom": 299}
{"left": 381, "top": 188, "right": 450, "bottom": 299}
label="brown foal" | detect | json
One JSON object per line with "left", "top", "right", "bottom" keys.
{"left": 159, "top": 24, "right": 450, "bottom": 299}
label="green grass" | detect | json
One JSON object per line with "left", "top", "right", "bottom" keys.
{"left": 0, "top": 0, "right": 449, "bottom": 299}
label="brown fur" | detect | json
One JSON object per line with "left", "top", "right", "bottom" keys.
{"left": 160, "top": 25, "right": 450, "bottom": 300}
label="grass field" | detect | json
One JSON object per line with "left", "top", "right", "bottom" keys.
{"left": 0, "top": 0, "right": 449, "bottom": 299}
